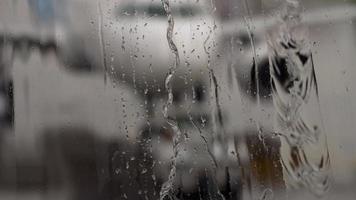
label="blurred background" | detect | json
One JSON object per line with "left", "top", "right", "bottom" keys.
{"left": 0, "top": 0, "right": 356, "bottom": 199}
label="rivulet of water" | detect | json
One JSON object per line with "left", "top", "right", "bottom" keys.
{"left": 243, "top": 0, "right": 264, "bottom": 141}
{"left": 97, "top": 1, "right": 108, "bottom": 85}
{"left": 159, "top": 0, "right": 181, "bottom": 199}
{"left": 267, "top": 0, "right": 331, "bottom": 196}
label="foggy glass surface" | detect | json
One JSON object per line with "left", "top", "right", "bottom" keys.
{"left": 0, "top": 0, "right": 356, "bottom": 200}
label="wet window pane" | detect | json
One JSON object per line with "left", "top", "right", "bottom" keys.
{"left": 0, "top": 0, "right": 356, "bottom": 200}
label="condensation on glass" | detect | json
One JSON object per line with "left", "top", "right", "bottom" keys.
{"left": 0, "top": 0, "right": 356, "bottom": 200}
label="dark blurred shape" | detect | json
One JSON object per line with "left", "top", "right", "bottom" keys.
{"left": 0, "top": 80, "right": 13, "bottom": 129}
{"left": 42, "top": 127, "right": 158, "bottom": 200}
{"left": 244, "top": 133, "right": 285, "bottom": 192}
{"left": 250, "top": 57, "right": 272, "bottom": 102}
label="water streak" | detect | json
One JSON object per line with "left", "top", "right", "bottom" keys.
{"left": 98, "top": 1, "right": 108, "bottom": 85}
{"left": 242, "top": 0, "right": 264, "bottom": 140}
{"left": 201, "top": 10, "right": 226, "bottom": 200}
{"left": 259, "top": 188, "right": 274, "bottom": 200}
{"left": 188, "top": 113, "right": 218, "bottom": 169}
{"left": 159, "top": 0, "right": 181, "bottom": 199}
{"left": 268, "top": 0, "right": 331, "bottom": 196}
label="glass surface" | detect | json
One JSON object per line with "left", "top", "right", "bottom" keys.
{"left": 0, "top": 0, "right": 356, "bottom": 199}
